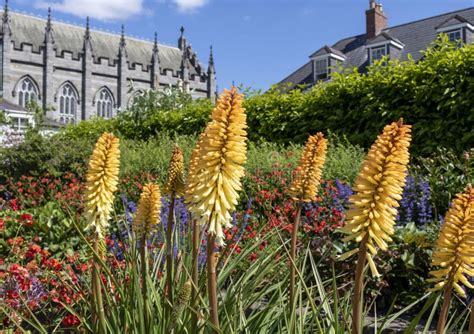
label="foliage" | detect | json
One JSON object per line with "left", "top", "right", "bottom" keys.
{"left": 0, "top": 129, "right": 93, "bottom": 182}
{"left": 412, "top": 147, "right": 474, "bottom": 217}
{"left": 245, "top": 38, "right": 473, "bottom": 156}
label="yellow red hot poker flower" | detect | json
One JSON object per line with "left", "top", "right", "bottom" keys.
{"left": 288, "top": 132, "right": 327, "bottom": 202}
{"left": 428, "top": 185, "right": 474, "bottom": 298}
{"left": 84, "top": 132, "right": 120, "bottom": 239}
{"left": 133, "top": 183, "right": 162, "bottom": 240}
{"left": 164, "top": 145, "right": 185, "bottom": 197}
{"left": 187, "top": 87, "right": 247, "bottom": 246}
{"left": 339, "top": 120, "right": 412, "bottom": 276}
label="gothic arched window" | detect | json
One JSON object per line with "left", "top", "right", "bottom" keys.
{"left": 96, "top": 88, "right": 114, "bottom": 119}
{"left": 17, "top": 77, "right": 38, "bottom": 108}
{"left": 58, "top": 83, "right": 78, "bottom": 124}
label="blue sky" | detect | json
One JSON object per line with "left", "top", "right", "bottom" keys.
{"left": 10, "top": 0, "right": 474, "bottom": 91}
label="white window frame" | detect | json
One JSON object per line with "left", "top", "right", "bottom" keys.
{"left": 370, "top": 45, "right": 387, "bottom": 63}
{"left": 10, "top": 116, "right": 29, "bottom": 131}
{"left": 17, "top": 78, "right": 38, "bottom": 108}
{"left": 96, "top": 88, "right": 114, "bottom": 119}
{"left": 58, "top": 83, "right": 78, "bottom": 125}
{"left": 446, "top": 29, "right": 462, "bottom": 42}
{"left": 314, "top": 58, "right": 328, "bottom": 80}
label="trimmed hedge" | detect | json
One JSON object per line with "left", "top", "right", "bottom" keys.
{"left": 245, "top": 39, "right": 473, "bottom": 155}
{"left": 62, "top": 38, "right": 473, "bottom": 156}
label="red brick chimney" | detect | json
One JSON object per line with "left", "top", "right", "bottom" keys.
{"left": 366, "top": 1, "right": 387, "bottom": 39}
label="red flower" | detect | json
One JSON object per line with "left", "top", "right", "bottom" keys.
{"left": 0, "top": 218, "right": 4, "bottom": 231}
{"left": 62, "top": 314, "right": 80, "bottom": 327}
{"left": 19, "top": 213, "right": 33, "bottom": 226}
{"left": 249, "top": 252, "right": 257, "bottom": 262}
{"left": 303, "top": 224, "right": 312, "bottom": 233}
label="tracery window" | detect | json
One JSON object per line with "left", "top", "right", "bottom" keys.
{"left": 96, "top": 88, "right": 114, "bottom": 119}
{"left": 58, "top": 83, "right": 78, "bottom": 124}
{"left": 17, "top": 77, "right": 38, "bottom": 108}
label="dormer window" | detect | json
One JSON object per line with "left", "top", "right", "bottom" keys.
{"left": 436, "top": 15, "right": 474, "bottom": 44}
{"left": 314, "top": 59, "right": 328, "bottom": 80}
{"left": 309, "top": 45, "right": 346, "bottom": 83}
{"left": 366, "top": 33, "right": 404, "bottom": 65}
{"left": 370, "top": 46, "right": 387, "bottom": 62}
{"left": 446, "top": 29, "right": 462, "bottom": 42}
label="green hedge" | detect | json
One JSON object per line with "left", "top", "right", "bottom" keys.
{"left": 62, "top": 38, "right": 473, "bottom": 156}
{"left": 245, "top": 39, "right": 473, "bottom": 155}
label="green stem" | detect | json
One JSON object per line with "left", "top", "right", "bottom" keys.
{"left": 352, "top": 234, "right": 369, "bottom": 334}
{"left": 140, "top": 234, "right": 149, "bottom": 333}
{"left": 289, "top": 203, "right": 302, "bottom": 313}
{"left": 166, "top": 193, "right": 176, "bottom": 306}
{"left": 437, "top": 281, "right": 453, "bottom": 334}
{"left": 93, "top": 237, "right": 107, "bottom": 334}
{"left": 191, "top": 219, "right": 201, "bottom": 332}
{"left": 207, "top": 233, "right": 219, "bottom": 333}
{"left": 469, "top": 297, "right": 474, "bottom": 334}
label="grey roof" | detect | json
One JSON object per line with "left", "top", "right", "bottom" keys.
{"left": 436, "top": 15, "right": 470, "bottom": 29}
{"left": 366, "top": 32, "right": 403, "bottom": 46}
{"left": 0, "top": 99, "right": 27, "bottom": 112}
{"left": 3, "top": 11, "right": 202, "bottom": 74}
{"left": 278, "top": 7, "right": 474, "bottom": 91}
{"left": 310, "top": 45, "right": 346, "bottom": 58}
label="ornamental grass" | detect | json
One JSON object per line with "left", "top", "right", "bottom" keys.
{"left": 339, "top": 119, "right": 411, "bottom": 334}
{"left": 428, "top": 185, "right": 474, "bottom": 333}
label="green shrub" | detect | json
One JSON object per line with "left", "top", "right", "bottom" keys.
{"left": 0, "top": 130, "right": 93, "bottom": 181}
{"left": 412, "top": 147, "right": 474, "bottom": 217}
{"left": 245, "top": 38, "right": 473, "bottom": 156}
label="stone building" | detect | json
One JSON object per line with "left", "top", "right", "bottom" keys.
{"left": 278, "top": 2, "right": 474, "bottom": 91}
{"left": 0, "top": 1, "right": 216, "bottom": 127}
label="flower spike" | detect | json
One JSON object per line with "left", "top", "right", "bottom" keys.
{"left": 339, "top": 119, "right": 412, "bottom": 276}
{"left": 133, "top": 183, "right": 162, "bottom": 240}
{"left": 429, "top": 185, "right": 474, "bottom": 298}
{"left": 85, "top": 133, "right": 120, "bottom": 240}
{"left": 288, "top": 132, "right": 327, "bottom": 202}
{"left": 164, "top": 145, "right": 185, "bottom": 197}
{"left": 187, "top": 87, "right": 247, "bottom": 245}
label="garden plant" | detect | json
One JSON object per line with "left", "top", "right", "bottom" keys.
{"left": 1, "top": 82, "right": 473, "bottom": 334}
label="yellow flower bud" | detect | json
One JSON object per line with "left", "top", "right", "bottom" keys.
{"left": 133, "top": 183, "right": 162, "bottom": 240}
{"left": 164, "top": 145, "right": 185, "bottom": 197}
{"left": 288, "top": 132, "right": 327, "bottom": 202}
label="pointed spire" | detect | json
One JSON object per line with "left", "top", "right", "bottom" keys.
{"left": 85, "top": 16, "right": 90, "bottom": 36}
{"left": 178, "top": 25, "right": 187, "bottom": 50}
{"left": 119, "top": 24, "right": 127, "bottom": 57}
{"left": 208, "top": 45, "right": 215, "bottom": 74}
{"left": 83, "top": 16, "right": 92, "bottom": 51}
{"left": 44, "top": 7, "right": 54, "bottom": 43}
{"left": 153, "top": 31, "right": 158, "bottom": 53}
{"left": 2, "top": 0, "right": 8, "bottom": 23}
{"left": 120, "top": 24, "right": 126, "bottom": 47}
{"left": 2, "top": 0, "right": 11, "bottom": 36}
{"left": 152, "top": 31, "right": 160, "bottom": 65}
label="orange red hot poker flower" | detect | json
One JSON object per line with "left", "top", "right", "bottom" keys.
{"left": 339, "top": 120, "right": 412, "bottom": 277}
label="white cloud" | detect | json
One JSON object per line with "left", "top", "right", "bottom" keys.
{"left": 35, "top": 0, "right": 144, "bottom": 21}
{"left": 173, "top": 0, "right": 209, "bottom": 12}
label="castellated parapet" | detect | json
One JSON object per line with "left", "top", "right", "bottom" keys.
{"left": 0, "top": 5, "right": 216, "bottom": 125}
